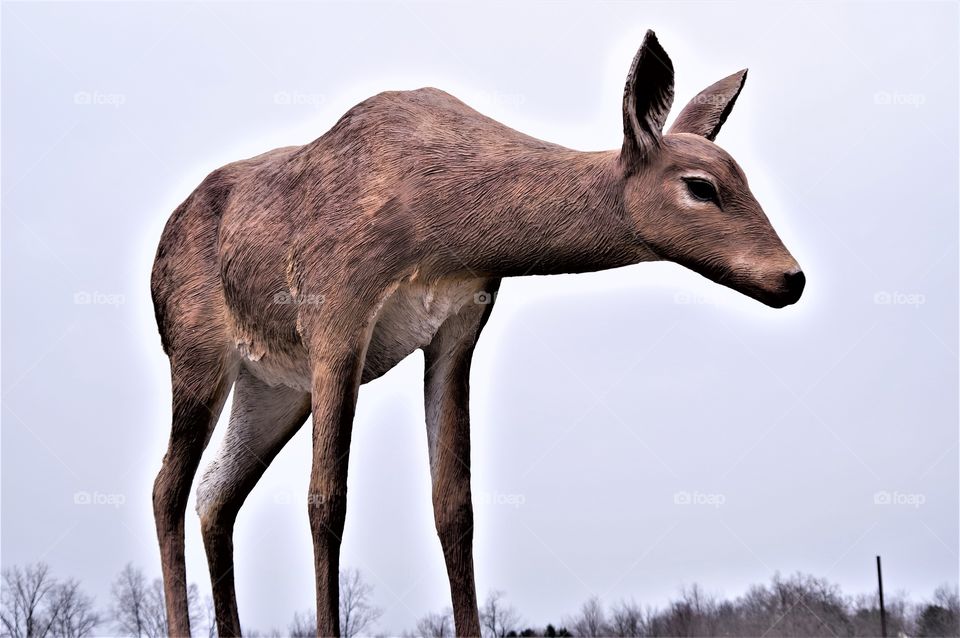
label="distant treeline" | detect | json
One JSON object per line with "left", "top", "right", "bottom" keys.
{"left": 1, "top": 563, "right": 957, "bottom": 637}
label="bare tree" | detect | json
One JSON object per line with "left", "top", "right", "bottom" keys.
{"left": 286, "top": 569, "right": 381, "bottom": 638}
{"left": 340, "top": 568, "right": 382, "bottom": 638}
{"left": 480, "top": 591, "right": 521, "bottom": 638}
{"left": 932, "top": 583, "right": 960, "bottom": 620}
{"left": 142, "top": 579, "right": 170, "bottom": 638}
{"left": 46, "top": 581, "right": 98, "bottom": 638}
{"left": 110, "top": 563, "right": 203, "bottom": 638}
{"left": 203, "top": 595, "right": 217, "bottom": 638}
{"left": 608, "top": 599, "right": 648, "bottom": 637}
{"left": 565, "top": 597, "right": 608, "bottom": 638}
{"left": 186, "top": 583, "right": 206, "bottom": 636}
{"left": 850, "top": 591, "right": 911, "bottom": 637}
{"left": 674, "top": 583, "right": 721, "bottom": 636}
{"left": 1, "top": 563, "right": 98, "bottom": 638}
{"left": 1, "top": 564, "right": 59, "bottom": 638}
{"left": 288, "top": 611, "right": 316, "bottom": 638}
{"left": 416, "top": 610, "right": 454, "bottom": 638}
{"left": 733, "top": 572, "right": 855, "bottom": 637}
{"left": 111, "top": 563, "right": 149, "bottom": 637}
{"left": 914, "top": 583, "right": 960, "bottom": 638}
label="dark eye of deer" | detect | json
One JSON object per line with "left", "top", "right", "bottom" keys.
{"left": 684, "top": 178, "right": 719, "bottom": 205}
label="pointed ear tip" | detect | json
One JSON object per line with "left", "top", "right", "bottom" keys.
{"left": 642, "top": 29, "right": 663, "bottom": 47}
{"left": 720, "top": 68, "right": 748, "bottom": 91}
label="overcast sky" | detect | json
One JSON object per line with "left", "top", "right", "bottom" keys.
{"left": 2, "top": 1, "right": 957, "bottom": 635}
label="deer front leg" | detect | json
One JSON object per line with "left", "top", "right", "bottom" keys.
{"left": 308, "top": 332, "right": 370, "bottom": 638}
{"left": 423, "top": 291, "right": 496, "bottom": 638}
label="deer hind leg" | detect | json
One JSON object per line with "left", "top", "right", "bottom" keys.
{"left": 154, "top": 352, "right": 237, "bottom": 638}
{"left": 196, "top": 366, "right": 311, "bottom": 638}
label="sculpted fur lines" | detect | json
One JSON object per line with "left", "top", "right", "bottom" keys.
{"left": 151, "top": 30, "right": 803, "bottom": 638}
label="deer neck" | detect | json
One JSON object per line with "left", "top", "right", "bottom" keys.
{"left": 460, "top": 148, "right": 657, "bottom": 278}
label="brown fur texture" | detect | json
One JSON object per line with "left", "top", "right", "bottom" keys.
{"left": 151, "top": 30, "right": 803, "bottom": 638}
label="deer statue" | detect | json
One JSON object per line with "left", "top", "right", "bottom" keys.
{"left": 150, "top": 29, "right": 804, "bottom": 638}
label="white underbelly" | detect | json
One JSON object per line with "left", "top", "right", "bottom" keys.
{"left": 240, "top": 348, "right": 313, "bottom": 393}
{"left": 239, "top": 278, "right": 484, "bottom": 390}
{"left": 362, "top": 278, "right": 483, "bottom": 382}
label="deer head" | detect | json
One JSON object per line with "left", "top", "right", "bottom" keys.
{"left": 620, "top": 30, "right": 804, "bottom": 308}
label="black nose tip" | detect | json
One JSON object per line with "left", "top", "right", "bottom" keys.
{"left": 783, "top": 268, "right": 806, "bottom": 301}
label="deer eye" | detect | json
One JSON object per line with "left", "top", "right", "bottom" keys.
{"left": 683, "top": 178, "right": 719, "bottom": 205}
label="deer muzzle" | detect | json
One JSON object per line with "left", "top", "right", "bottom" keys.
{"left": 746, "top": 263, "right": 806, "bottom": 308}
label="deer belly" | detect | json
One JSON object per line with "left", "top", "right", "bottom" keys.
{"left": 237, "top": 344, "right": 313, "bottom": 393}
{"left": 362, "top": 279, "right": 481, "bottom": 383}
{"left": 235, "top": 279, "right": 482, "bottom": 389}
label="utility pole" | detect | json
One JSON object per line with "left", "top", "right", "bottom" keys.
{"left": 877, "top": 555, "right": 887, "bottom": 638}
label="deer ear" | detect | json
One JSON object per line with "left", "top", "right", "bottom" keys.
{"left": 621, "top": 30, "right": 675, "bottom": 168}
{"left": 669, "top": 69, "right": 747, "bottom": 141}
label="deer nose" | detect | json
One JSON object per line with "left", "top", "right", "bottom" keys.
{"left": 782, "top": 267, "right": 806, "bottom": 302}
